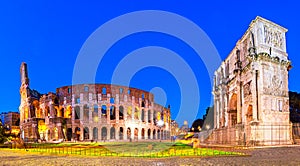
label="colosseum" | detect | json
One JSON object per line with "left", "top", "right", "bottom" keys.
{"left": 19, "top": 62, "right": 171, "bottom": 142}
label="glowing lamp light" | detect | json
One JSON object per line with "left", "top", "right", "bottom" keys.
{"left": 157, "top": 120, "right": 164, "bottom": 127}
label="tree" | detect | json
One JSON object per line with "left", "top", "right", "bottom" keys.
{"left": 191, "top": 119, "right": 204, "bottom": 132}
{"left": 0, "top": 120, "right": 8, "bottom": 144}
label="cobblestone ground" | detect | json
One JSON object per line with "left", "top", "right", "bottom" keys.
{"left": 1, "top": 146, "right": 300, "bottom": 166}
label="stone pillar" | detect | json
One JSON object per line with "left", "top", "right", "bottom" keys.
{"left": 116, "top": 128, "right": 119, "bottom": 140}
{"left": 80, "top": 127, "right": 83, "bottom": 141}
{"left": 80, "top": 105, "right": 83, "bottom": 122}
{"left": 89, "top": 127, "right": 92, "bottom": 140}
{"left": 252, "top": 69, "right": 258, "bottom": 121}
{"left": 131, "top": 127, "right": 134, "bottom": 141}
{"left": 237, "top": 80, "right": 242, "bottom": 124}
{"left": 107, "top": 126, "right": 111, "bottom": 141}
{"left": 107, "top": 104, "right": 110, "bottom": 123}
{"left": 138, "top": 128, "right": 141, "bottom": 140}
{"left": 150, "top": 129, "right": 153, "bottom": 139}
{"left": 89, "top": 105, "right": 92, "bottom": 123}
{"left": 116, "top": 105, "right": 119, "bottom": 123}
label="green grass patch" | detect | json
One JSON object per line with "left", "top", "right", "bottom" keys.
{"left": 18, "top": 142, "right": 244, "bottom": 158}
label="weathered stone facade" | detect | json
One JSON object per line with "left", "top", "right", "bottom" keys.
{"left": 212, "top": 16, "right": 292, "bottom": 145}
{"left": 19, "top": 62, "right": 171, "bottom": 142}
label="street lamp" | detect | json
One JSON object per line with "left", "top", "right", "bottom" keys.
{"left": 157, "top": 120, "right": 164, "bottom": 142}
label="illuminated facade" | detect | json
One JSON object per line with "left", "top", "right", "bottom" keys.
{"left": 212, "top": 16, "right": 292, "bottom": 145}
{"left": 0, "top": 112, "right": 20, "bottom": 135}
{"left": 19, "top": 62, "right": 171, "bottom": 142}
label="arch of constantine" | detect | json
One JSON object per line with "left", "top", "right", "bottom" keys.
{"left": 19, "top": 63, "right": 171, "bottom": 142}
{"left": 212, "top": 16, "right": 292, "bottom": 145}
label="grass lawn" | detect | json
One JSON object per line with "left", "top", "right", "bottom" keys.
{"left": 16, "top": 142, "right": 244, "bottom": 158}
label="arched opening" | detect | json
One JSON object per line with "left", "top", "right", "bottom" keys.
{"left": 75, "top": 127, "right": 80, "bottom": 141}
{"left": 134, "top": 107, "right": 139, "bottom": 120}
{"left": 75, "top": 106, "right": 80, "bottom": 119}
{"left": 83, "top": 105, "right": 89, "bottom": 121}
{"left": 93, "top": 127, "right": 98, "bottom": 140}
{"left": 101, "top": 105, "right": 107, "bottom": 118}
{"left": 119, "top": 106, "right": 124, "bottom": 120}
{"left": 141, "top": 101, "right": 145, "bottom": 107}
{"left": 110, "top": 106, "right": 116, "bottom": 120}
{"left": 141, "top": 128, "right": 145, "bottom": 139}
{"left": 134, "top": 128, "right": 138, "bottom": 140}
{"left": 45, "top": 106, "right": 50, "bottom": 117}
{"left": 93, "top": 105, "right": 98, "bottom": 122}
{"left": 246, "top": 105, "right": 253, "bottom": 123}
{"left": 102, "top": 87, "right": 107, "bottom": 95}
{"left": 141, "top": 109, "right": 145, "bottom": 122}
{"left": 65, "top": 105, "right": 72, "bottom": 118}
{"left": 127, "top": 128, "right": 131, "bottom": 140}
{"left": 153, "top": 110, "right": 157, "bottom": 124}
{"left": 119, "top": 127, "right": 123, "bottom": 140}
{"left": 228, "top": 93, "right": 238, "bottom": 127}
{"left": 148, "top": 110, "right": 151, "bottom": 123}
{"left": 84, "top": 127, "right": 89, "bottom": 140}
{"left": 127, "top": 106, "right": 132, "bottom": 119}
{"left": 101, "top": 127, "right": 107, "bottom": 141}
{"left": 153, "top": 129, "right": 156, "bottom": 140}
{"left": 110, "top": 127, "right": 116, "bottom": 139}
{"left": 32, "top": 100, "right": 39, "bottom": 118}
{"left": 53, "top": 127, "right": 58, "bottom": 140}
{"left": 157, "top": 129, "right": 161, "bottom": 140}
{"left": 110, "top": 97, "right": 115, "bottom": 104}
{"left": 147, "top": 129, "right": 151, "bottom": 139}
{"left": 67, "top": 128, "right": 72, "bottom": 141}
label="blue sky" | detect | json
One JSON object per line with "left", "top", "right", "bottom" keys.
{"left": 0, "top": 1, "right": 299, "bottom": 126}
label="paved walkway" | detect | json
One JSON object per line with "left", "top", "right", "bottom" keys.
{"left": 1, "top": 146, "right": 300, "bottom": 165}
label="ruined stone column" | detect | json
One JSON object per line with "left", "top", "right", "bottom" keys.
{"left": 237, "top": 80, "right": 242, "bottom": 124}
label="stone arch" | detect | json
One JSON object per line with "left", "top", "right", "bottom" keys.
{"left": 153, "top": 129, "right": 156, "bottom": 139}
{"left": 147, "top": 129, "right": 151, "bottom": 139}
{"left": 127, "top": 106, "right": 132, "bottom": 118}
{"left": 148, "top": 110, "right": 151, "bottom": 123}
{"left": 119, "top": 127, "right": 124, "bottom": 140}
{"left": 101, "top": 127, "right": 107, "bottom": 140}
{"left": 141, "top": 109, "right": 145, "bottom": 122}
{"left": 65, "top": 105, "right": 72, "bottom": 118}
{"left": 93, "top": 127, "right": 98, "bottom": 140}
{"left": 229, "top": 93, "right": 237, "bottom": 127}
{"left": 110, "top": 106, "right": 116, "bottom": 120}
{"left": 134, "top": 107, "right": 139, "bottom": 120}
{"left": 92, "top": 104, "right": 98, "bottom": 122}
{"left": 141, "top": 128, "right": 145, "bottom": 139}
{"left": 246, "top": 105, "right": 253, "bottom": 122}
{"left": 229, "top": 93, "right": 237, "bottom": 112}
{"left": 75, "top": 106, "right": 80, "bottom": 119}
{"left": 102, "top": 87, "right": 107, "bottom": 95}
{"left": 141, "top": 101, "right": 145, "bottom": 107}
{"left": 110, "top": 127, "right": 116, "bottom": 139}
{"left": 101, "top": 105, "right": 107, "bottom": 117}
{"left": 75, "top": 127, "right": 80, "bottom": 140}
{"left": 67, "top": 128, "right": 72, "bottom": 141}
{"left": 119, "top": 106, "right": 124, "bottom": 120}
{"left": 45, "top": 106, "right": 50, "bottom": 117}
{"left": 84, "top": 127, "right": 89, "bottom": 140}
{"left": 83, "top": 104, "right": 89, "bottom": 121}
{"left": 134, "top": 128, "right": 138, "bottom": 140}
{"left": 157, "top": 129, "right": 161, "bottom": 139}
{"left": 127, "top": 127, "right": 131, "bottom": 140}
{"left": 153, "top": 110, "right": 157, "bottom": 122}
